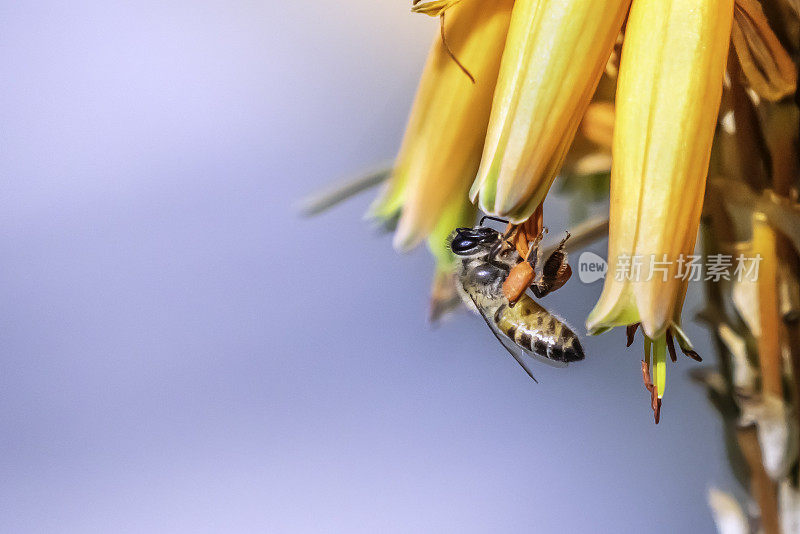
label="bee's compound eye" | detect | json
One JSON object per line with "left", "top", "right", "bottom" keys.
{"left": 451, "top": 236, "right": 478, "bottom": 254}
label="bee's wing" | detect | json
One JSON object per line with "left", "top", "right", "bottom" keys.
{"left": 468, "top": 294, "right": 539, "bottom": 382}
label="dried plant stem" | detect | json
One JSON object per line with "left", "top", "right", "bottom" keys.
{"left": 737, "top": 425, "right": 781, "bottom": 534}
{"left": 298, "top": 166, "right": 392, "bottom": 217}
{"left": 694, "top": 10, "right": 798, "bottom": 531}
{"left": 786, "top": 309, "right": 800, "bottom": 439}
{"left": 699, "top": 218, "right": 736, "bottom": 385}
{"left": 768, "top": 102, "right": 800, "bottom": 456}
{"left": 727, "top": 53, "right": 771, "bottom": 188}
{"left": 753, "top": 212, "right": 784, "bottom": 400}
{"left": 764, "top": 103, "right": 799, "bottom": 199}
{"left": 710, "top": 176, "right": 800, "bottom": 252}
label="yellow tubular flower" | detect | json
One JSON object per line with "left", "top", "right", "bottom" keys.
{"left": 587, "top": 0, "right": 735, "bottom": 396}
{"left": 470, "top": 0, "right": 631, "bottom": 223}
{"left": 369, "top": 0, "right": 514, "bottom": 254}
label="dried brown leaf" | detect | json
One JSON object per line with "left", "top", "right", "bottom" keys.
{"left": 732, "top": 0, "right": 797, "bottom": 101}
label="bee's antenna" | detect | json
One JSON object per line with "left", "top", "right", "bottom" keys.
{"left": 479, "top": 215, "right": 509, "bottom": 226}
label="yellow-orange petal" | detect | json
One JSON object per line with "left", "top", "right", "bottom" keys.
{"left": 470, "top": 0, "right": 631, "bottom": 223}
{"left": 370, "top": 0, "right": 513, "bottom": 251}
{"left": 587, "top": 0, "right": 735, "bottom": 339}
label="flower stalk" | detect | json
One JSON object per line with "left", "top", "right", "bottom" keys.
{"left": 753, "top": 212, "right": 784, "bottom": 400}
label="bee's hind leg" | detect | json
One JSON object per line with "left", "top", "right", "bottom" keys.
{"left": 503, "top": 231, "right": 544, "bottom": 308}
{"left": 531, "top": 232, "right": 572, "bottom": 298}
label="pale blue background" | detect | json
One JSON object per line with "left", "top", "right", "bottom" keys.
{"left": 0, "top": 1, "right": 733, "bottom": 532}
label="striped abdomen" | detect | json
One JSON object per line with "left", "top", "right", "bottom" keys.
{"left": 493, "top": 294, "right": 584, "bottom": 363}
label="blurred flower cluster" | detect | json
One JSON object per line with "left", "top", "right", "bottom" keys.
{"left": 307, "top": 0, "right": 800, "bottom": 526}
{"left": 372, "top": 0, "right": 790, "bottom": 412}
{"left": 307, "top": 0, "right": 799, "bottom": 462}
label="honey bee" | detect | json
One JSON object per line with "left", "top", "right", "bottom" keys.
{"left": 449, "top": 221, "right": 584, "bottom": 379}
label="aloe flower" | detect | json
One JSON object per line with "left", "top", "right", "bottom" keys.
{"left": 370, "top": 0, "right": 514, "bottom": 264}
{"left": 469, "top": 0, "right": 631, "bottom": 223}
{"left": 310, "top": 1, "right": 800, "bottom": 524}
{"left": 586, "top": 0, "right": 736, "bottom": 402}
{"left": 312, "top": 0, "right": 799, "bottom": 442}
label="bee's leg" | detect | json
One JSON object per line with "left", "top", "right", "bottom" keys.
{"left": 487, "top": 226, "right": 516, "bottom": 267}
{"left": 503, "top": 233, "right": 543, "bottom": 308}
{"left": 531, "top": 232, "right": 572, "bottom": 298}
{"left": 524, "top": 232, "right": 544, "bottom": 269}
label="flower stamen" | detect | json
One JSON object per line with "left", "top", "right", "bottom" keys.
{"left": 626, "top": 323, "right": 640, "bottom": 348}
{"left": 641, "top": 359, "right": 662, "bottom": 424}
{"left": 666, "top": 329, "right": 678, "bottom": 363}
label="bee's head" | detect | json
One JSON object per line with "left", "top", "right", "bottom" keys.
{"left": 448, "top": 226, "right": 500, "bottom": 257}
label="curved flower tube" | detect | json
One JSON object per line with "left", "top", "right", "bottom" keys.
{"left": 586, "top": 0, "right": 736, "bottom": 398}
{"left": 369, "top": 0, "right": 514, "bottom": 259}
{"left": 470, "top": 0, "right": 631, "bottom": 223}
